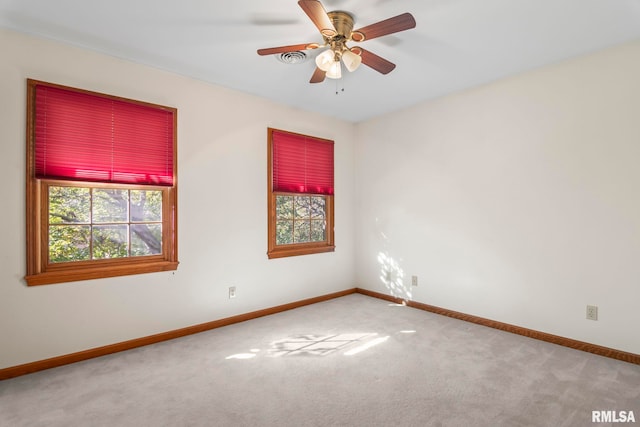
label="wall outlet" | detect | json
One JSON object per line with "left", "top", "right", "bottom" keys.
{"left": 411, "top": 275, "right": 418, "bottom": 287}
{"left": 229, "top": 286, "right": 236, "bottom": 299}
{"left": 586, "top": 305, "right": 598, "bottom": 321}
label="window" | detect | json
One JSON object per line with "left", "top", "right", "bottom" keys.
{"left": 267, "top": 128, "right": 334, "bottom": 259}
{"left": 274, "top": 195, "right": 327, "bottom": 245}
{"left": 25, "top": 79, "right": 178, "bottom": 285}
{"left": 47, "top": 186, "right": 163, "bottom": 262}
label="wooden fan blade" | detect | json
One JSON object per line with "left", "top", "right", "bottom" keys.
{"left": 351, "top": 13, "right": 416, "bottom": 42}
{"left": 358, "top": 48, "right": 396, "bottom": 74}
{"left": 298, "top": 0, "right": 336, "bottom": 35}
{"left": 257, "top": 43, "right": 317, "bottom": 56}
{"left": 310, "top": 67, "right": 326, "bottom": 83}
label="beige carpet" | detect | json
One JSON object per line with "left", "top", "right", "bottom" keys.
{"left": 1, "top": 293, "right": 639, "bottom": 426}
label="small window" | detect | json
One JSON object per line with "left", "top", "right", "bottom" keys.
{"left": 267, "top": 128, "right": 334, "bottom": 259}
{"left": 275, "top": 195, "right": 327, "bottom": 245}
{"left": 25, "top": 79, "right": 178, "bottom": 285}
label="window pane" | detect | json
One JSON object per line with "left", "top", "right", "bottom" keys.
{"left": 276, "top": 196, "right": 294, "bottom": 219}
{"left": 294, "top": 220, "right": 310, "bottom": 243}
{"left": 93, "top": 189, "right": 128, "bottom": 223}
{"left": 310, "top": 196, "right": 326, "bottom": 220}
{"left": 276, "top": 220, "right": 294, "bottom": 245}
{"left": 131, "top": 224, "right": 162, "bottom": 256}
{"left": 92, "top": 225, "right": 128, "bottom": 259}
{"left": 273, "top": 194, "right": 329, "bottom": 248}
{"left": 49, "top": 187, "right": 90, "bottom": 224}
{"left": 294, "top": 196, "right": 311, "bottom": 219}
{"left": 130, "top": 190, "right": 162, "bottom": 222}
{"left": 311, "top": 220, "right": 325, "bottom": 242}
{"left": 49, "top": 225, "right": 91, "bottom": 263}
{"left": 47, "top": 186, "right": 167, "bottom": 263}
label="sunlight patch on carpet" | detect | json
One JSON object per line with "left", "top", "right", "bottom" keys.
{"left": 268, "top": 333, "right": 380, "bottom": 357}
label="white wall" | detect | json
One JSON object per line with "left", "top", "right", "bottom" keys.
{"left": 0, "top": 29, "right": 356, "bottom": 369}
{"left": 355, "top": 40, "right": 640, "bottom": 354}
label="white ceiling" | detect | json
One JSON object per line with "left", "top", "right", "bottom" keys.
{"left": 2, "top": 0, "right": 640, "bottom": 122}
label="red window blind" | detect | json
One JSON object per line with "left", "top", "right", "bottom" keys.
{"left": 271, "top": 129, "right": 334, "bottom": 195}
{"left": 34, "top": 84, "right": 175, "bottom": 186}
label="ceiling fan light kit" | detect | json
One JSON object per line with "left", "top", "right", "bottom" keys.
{"left": 341, "top": 49, "right": 362, "bottom": 72}
{"left": 257, "top": 0, "right": 416, "bottom": 84}
{"left": 326, "top": 61, "right": 342, "bottom": 79}
{"left": 315, "top": 49, "right": 335, "bottom": 71}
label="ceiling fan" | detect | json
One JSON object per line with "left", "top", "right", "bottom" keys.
{"left": 257, "top": 0, "right": 416, "bottom": 83}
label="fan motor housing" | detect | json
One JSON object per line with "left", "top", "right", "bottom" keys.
{"left": 327, "top": 11, "right": 354, "bottom": 37}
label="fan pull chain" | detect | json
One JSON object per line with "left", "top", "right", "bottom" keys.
{"left": 335, "top": 79, "right": 345, "bottom": 95}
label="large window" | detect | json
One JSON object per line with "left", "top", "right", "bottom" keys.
{"left": 25, "top": 79, "right": 178, "bottom": 285}
{"left": 267, "top": 128, "right": 334, "bottom": 259}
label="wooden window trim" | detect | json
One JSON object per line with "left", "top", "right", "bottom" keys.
{"left": 267, "top": 128, "right": 335, "bottom": 259}
{"left": 25, "top": 80, "right": 178, "bottom": 285}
